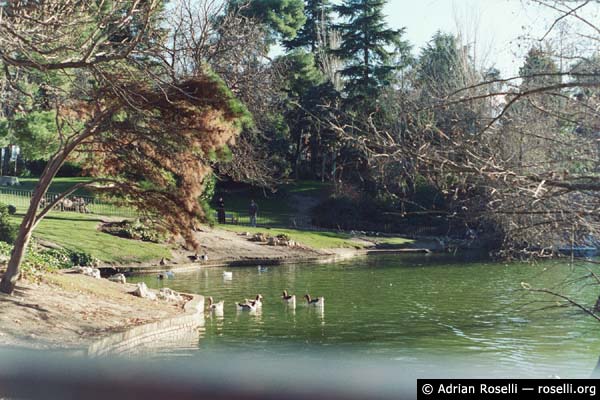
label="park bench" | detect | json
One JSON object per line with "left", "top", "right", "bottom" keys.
{"left": 214, "top": 212, "right": 238, "bottom": 224}
{"left": 39, "top": 196, "right": 90, "bottom": 213}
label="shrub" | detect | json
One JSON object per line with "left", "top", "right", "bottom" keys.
{"left": 0, "top": 240, "right": 98, "bottom": 281}
{"left": 311, "top": 195, "right": 380, "bottom": 231}
{"left": 24, "top": 159, "right": 83, "bottom": 177}
{"left": 7, "top": 205, "right": 16, "bottom": 215}
{"left": 70, "top": 251, "right": 99, "bottom": 267}
{"left": 100, "top": 219, "right": 165, "bottom": 243}
{"left": 0, "top": 202, "right": 17, "bottom": 243}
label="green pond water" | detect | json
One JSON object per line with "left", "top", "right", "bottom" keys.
{"left": 131, "top": 254, "right": 600, "bottom": 377}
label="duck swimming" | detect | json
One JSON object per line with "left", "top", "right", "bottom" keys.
{"left": 304, "top": 294, "right": 324, "bottom": 307}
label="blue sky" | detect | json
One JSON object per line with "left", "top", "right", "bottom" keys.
{"left": 382, "top": 0, "right": 600, "bottom": 76}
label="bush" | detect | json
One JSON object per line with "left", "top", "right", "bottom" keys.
{"left": 7, "top": 205, "right": 16, "bottom": 215}
{"left": 100, "top": 219, "right": 165, "bottom": 243}
{"left": 24, "top": 159, "right": 83, "bottom": 177}
{"left": 2, "top": 243, "right": 97, "bottom": 280}
{"left": 0, "top": 240, "right": 98, "bottom": 282}
{"left": 70, "top": 251, "right": 99, "bottom": 267}
{"left": 311, "top": 195, "right": 383, "bottom": 231}
{"left": 311, "top": 186, "right": 450, "bottom": 234}
{"left": 0, "top": 202, "right": 17, "bottom": 244}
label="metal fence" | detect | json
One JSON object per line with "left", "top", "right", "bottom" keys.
{"left": 213, "top": 211, "right": 314, "bottom": 229}
{"left": 0, "top": 187, "right": 137, "bottom": 218}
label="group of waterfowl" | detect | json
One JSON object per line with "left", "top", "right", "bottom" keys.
{"left": 206, "top": 290, "right": 324, "bottom": 314}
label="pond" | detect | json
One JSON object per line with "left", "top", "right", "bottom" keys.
{"left": 130, "top": 254, "right": 600, "bottom": 378}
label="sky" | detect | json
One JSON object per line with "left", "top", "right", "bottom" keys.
{"left": 382, "top": 0, "right": 600, "bottom": 77}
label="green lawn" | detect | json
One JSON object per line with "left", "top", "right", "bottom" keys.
{"left": 284, "top": 180, "right": 332, "bottom": 196}
{"left": 222, "top": 225, "right": 412, "bottom": 249}
{"left": 10, "top": 213, "right": 171, "bottom": 264}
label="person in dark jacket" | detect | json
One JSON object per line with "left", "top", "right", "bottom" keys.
{"left": 217, "top": 197, "right": 226, "bottom": 224}
{"left": 249, "top": 200, "right": 258, "bottom": 227}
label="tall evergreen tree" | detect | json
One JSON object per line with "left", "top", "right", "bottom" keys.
{"left": 230, "top": 0, "right": 306, "bottom": 41}
{"left": 417, "top": 32, "right": 465, "bottom": 97}
{"left": 284, "top": 0, "right": 331, "bottom": 53}
{"left": 520, "top": 47, "right": 560, "bottom": 89}
{"left": 334, "top": 0, "right": 410, "bottom": 104}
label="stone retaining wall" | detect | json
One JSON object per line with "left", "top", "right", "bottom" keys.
{"left": 87, "top": 295, "right": 204, "bottom": 357}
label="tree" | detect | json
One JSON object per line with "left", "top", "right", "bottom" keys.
{"left": 276, "top": 50, "right": 324, "bottom": 178}
{"left": 346, "top": 0, "right": 600, "bottom": 256}
{"left": 417, "top": 32, "right": 471, "bottom": 98}
{"left": 519, "top": 46, "right": 561, "bottom": 91}
{"left": 230, "top": 0, "right": 306, "bottom": 40}
{"left": 0, "top": 2, "right": 251, "bottom": 294}
{"left": 334, "top": 0, "right": 410, "bottom": 105}
{"left": 167, "top": 0, "right": 291, "bottom": 188}
{"left": 284, "top": 0, "right": 331, "bottom": 54}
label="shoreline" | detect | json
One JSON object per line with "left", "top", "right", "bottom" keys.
{"left": 100, "top": 247, "right": 433, "bottom": 275}
{"left": 0, "top": 227, "right": 436, "bottom": 352}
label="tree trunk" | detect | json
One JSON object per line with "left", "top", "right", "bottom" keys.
{"left": 0, "top": 158, "right": 63, "bottom": 294}
{"left": 310, "top": 131, "right": 321, "bottom": 179}
{"left": 321, "top": 153, "right": 326, "bottom": 183}
{"left": 0, "top": 220, "right": 34, "bottom": 293}
{"left": 294, "top": 132, "right": 303, "bottom": 181}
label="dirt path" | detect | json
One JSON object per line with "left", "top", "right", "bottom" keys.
{"left": 191, "top": 228, "right": 324, "bottom": 261}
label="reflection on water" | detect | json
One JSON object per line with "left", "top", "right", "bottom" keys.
{"left": 131, "top": 254, "right": 600, "bottom": 377}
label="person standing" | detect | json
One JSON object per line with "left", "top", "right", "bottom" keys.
{"left": 249, "top": 200, "right": 258, "bottom": 227}
{"left": 217, "top": 197, "right": 226, "bottom": 224}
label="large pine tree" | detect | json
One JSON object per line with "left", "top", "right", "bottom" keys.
{"left": 334, "top": 0, "right": 409, "bottom": 104}
{"left": 284, "top": 0, "right": 331, "bottom": 53}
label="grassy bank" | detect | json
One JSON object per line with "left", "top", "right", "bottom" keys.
{"left": 222, "top": 225, "right": 412, "bottom": 249}
{"left": 10, "top": 213, "right": 171, "bottom": 264}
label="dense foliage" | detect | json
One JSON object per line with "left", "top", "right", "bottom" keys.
{"left": 2, "top": 0, "right": 600, "bottom": 273}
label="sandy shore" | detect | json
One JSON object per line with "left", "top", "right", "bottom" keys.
{"left": 0, "top": 273, "right": 186, "bottom": 350}
{"left": 101, "top": 227, "right": 376, "bottom": 274}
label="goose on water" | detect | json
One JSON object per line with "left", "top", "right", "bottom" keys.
{"left": 281, "top": 290, "right": 296, "bottom": 306}
{"left": 207, "top": 296, "right": 224, "bottom": 313}
{"left": 244, "top": 294, "right": 263, "bottom": 308}
{"left": 236, "top": 301, "right": 257, "bottom": 312}
{"left": 304, "top": 294, "right": 324, "bottom": 307}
